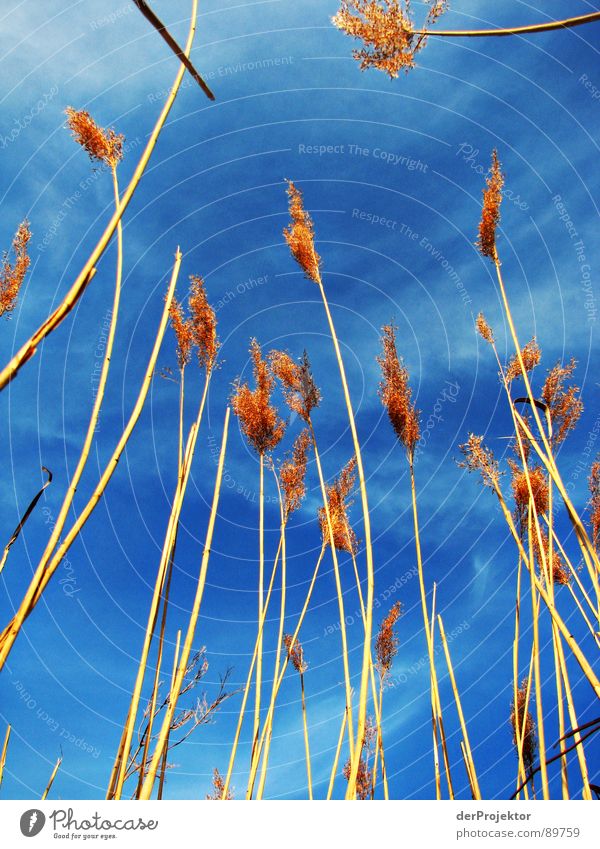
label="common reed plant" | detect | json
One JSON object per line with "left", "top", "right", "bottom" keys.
{"left": 231, "top": 340, "right": 285, "bottom": 771}
{"left": 333, "top": 2, "right": 600, "bottom": 78}
{"left": 109, "top": 274, "right": 219, "bottom": 800}
{"left": 284, "top": 182, "right": 376, "bottom": 799}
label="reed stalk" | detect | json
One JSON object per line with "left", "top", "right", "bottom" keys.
{"left": 245, "top": 545, "right": 326, "bottom": 798}
{"left": 110, "top": 368, "right": 211, "bottom": 799}
{"left": 0, "top": 725, "right": 10, "bottom": 791}
{"left": 221, "top": 534, "right": 285, "bottom": 799}
{"left": 315, "top": 283, "right": 375, "bottom": 798}
{"left": 327, "top": 709, "right": 348, "bottom": 799}
{"left": 414, "top": 12, "right": 600, "bottom": 38}
{"left": 139, "top": 407, "right": 230, "bottom": 799}
{"left": 437, "top": 615, "right": 481, "bottom": 799}
{"left": 255, "top": 470, "right": 287, "bottom": 800}
{"left": 157, "top": 630, "right": 182, "bottom": 800}
{"left": 41, "top": 754, "right": 62, "bottom": 800}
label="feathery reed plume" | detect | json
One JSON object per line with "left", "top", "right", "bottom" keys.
{"left": 343, "top": 754, "right": 372, "bottom": 800}
{"left": 189, "top": 275, "right": 219, "bottom": 370}
{"left": 270, "top": 349, "right": 321, "bottom": 421}
{"left": 318, "top": 458, "right": 359, "bottom": 554}
{"left": 459, "top": 434, "right": 502, "bottom": 490}
{"left": 284, "top": 633, "right": 307, "bottom": 674}
{"left": 590, "top": 460, "right": 600, "bottom": 550}
{"left": 476, "top": 312, "right": 494, "bottom": 345}
{"left": 169, "top": 299, "right": 194, "bottom": 370}
{"left": 541, "top": 359, "right": 583, "bottom": 446}
{"left": 530, "top": 528, "right": 570, "bottom": 586}
{"left": 232, "top": 340, "right": 285, "bottom": 455}
{"left": 508, "top": 461, "right": 548, "bottom": 532}
{"left": 280, "top": 429, "right": 312, "bottom": 518}
{"left": 170, "top": 276, "right": 219, "bottom": 373}
{"left": 377, "top": 323, "right": 420, "bottom": 460}
{"left": 206, "top": 768, "right": 233, "bottom": 799}
{"left": 505, "top": 339, "right": 541, "bottom": 383}
{"left": 332, "top": 1, "right": 448, "bottom": 77}
{"left": 0, "top": 221, "right": 31, "bottom": 320}
{"left": 510, "top": 681, "right": 538, "bottom": 773}
{"left": 65, "top": 107, "right": 124, "bottom": 168}
{"left": 477, "top": 150, "right": 503, "bottom": 260}
{"left": 375, "top": 601, "right": 402, "bottom": 680}
{"left": 283, "top": 182, "right": 321, "bottom": 284}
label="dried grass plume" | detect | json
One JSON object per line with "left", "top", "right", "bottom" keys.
{"left": 0, "top": 221, "right": 31, "bottom": 319}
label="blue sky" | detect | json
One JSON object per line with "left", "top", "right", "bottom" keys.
{"left": 0, "top": 0, "right": 599, "bottom": 800}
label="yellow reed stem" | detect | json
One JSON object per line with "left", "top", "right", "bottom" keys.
{"left": 255, "top": 472, "right": 288, "bottom": 800}
{"left": 0, "top": 0, "right": 200, "bottom": 391}
{"left": 157, "top": 630, "right": 182, "bottom": 800}
{"left": 526, "top": 508, "right": 549, "bottom": 800}
{"left": 110, "top": 343, "right": 211, "bottom": 801}
{"left": 0, "top": 725, "right": 10, "bottom": 791}
{"left": 245, "top": 545, "right": 326, "bottom": 798}
{"left": 512, "top": 556, "right": 530, "bottom": 800}
{"left": 430, "top": 587, "right": 454, "bottom": 800}
{"left": 437, "top": 614, "right": 481, "bottom": 799}
{"left": 414, "top": 12, "right": 600, "bottom": 37}
{"left": 300, "top": 672, "right": 313, "bottom": 799}
{"left": 41, "top": 754, "right": 62, "bottom": 800}
{"left": 252, "top": 454, "right": 265, "bottom": 762}
{"left": 139, "top": 407, "right": 230, "bottom": 800}
{"left": 308, "top": 423, "right": 355, "bottom": 762}
{"left": 314, "top": 278, "right": 374, "bottom": 798}
{"left": 327, "top": 709, "right": 348, "bottom": 799}
{"left": 221, "top": 534, "right": 286, "bottom": 800}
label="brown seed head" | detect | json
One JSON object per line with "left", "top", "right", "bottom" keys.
{"left": 270, "top": 349, "right": 321, "bottom": 422}
{"left": 508, "top": 460, "right": 548, "bottom": 532}
{"left": 0, "top": 220, "right": 31, "bottom": 319}
{"left": 206, "top": 767, "right": 233, "bottom": 800}
{"left": 529, "top": 526, "right": 570, "bottom": 586}
{"left": 505, "top": 339, "right": 541, "bottom": 383}
{"left": 189, "top": 275, "right": 219, "bottom": 370}
{"left": 476, "top": 312, "right": 494, "bottom": 345}
{"left": 375, "top": 600, "right": 402, "bottom": 679}
{"left": 378, "top": 323, "right": 420, "bottom": 460}
{"left": 169, "top": 298, "right": 193, "bottom": 370}
{"left": 283, "top": 633, "right": 307, "bottom": 674}
{"left": 343, "top": 755, "right": 372, "bottom": 800}
{"left": 231, "top": 339, "right": 286, "bottom": 455}
{"left": 477, "top": 150, "right": 504, "bottom": 260}
{"left": 589, "top": 460, "right": 600, "bottom": 551}
{"left": 541, "top": 358, "right": 582, "bottom": 446}
{"left": 318, "top": 457, "right": 359, "bottom": 554}
{"left": 283, "top": 181, "right": 322, "bottom": 284}
{"left": 510, "top": 680, "right": 538, "bottom": 772}
{"left": 280, "top": 429, "right": 312, "bottom": 518}
{"left": 65, "top": 107, "right": 124, "bottom": 167}
{"left": 459, "top": 434, "right": 502, "bottom": 491}
{"left": 332, "top": 1, "right": 448, "bottom": 79}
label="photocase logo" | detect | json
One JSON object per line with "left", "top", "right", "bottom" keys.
{"left": 20, "top": 809, "right": 46, "bottom": 837}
